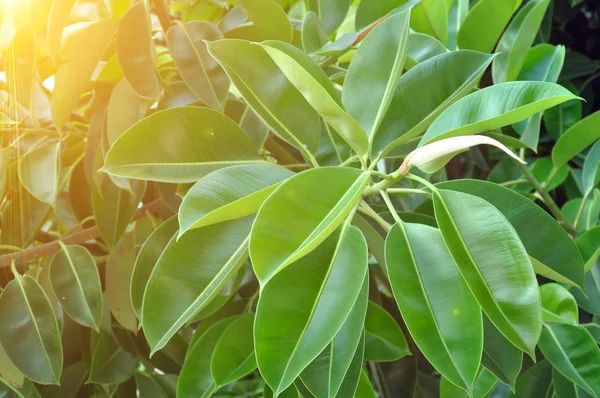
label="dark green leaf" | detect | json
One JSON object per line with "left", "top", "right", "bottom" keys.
{"left": 364, "top": 301, "right": 410, "bottom": 362}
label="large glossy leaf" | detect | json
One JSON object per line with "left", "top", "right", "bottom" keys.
{"left": 255, "top": 226, "right": 368, "bottom": 394}
{"left": 386, "top": 222, "right": 481, "bottom": 391}
{"left": 300, "top": 282, "right": 368, "bottom": 398}
{"left": 405, "top": 32, "right": 448, "bottom": 69}
{"left": 211, "top": 313, "right": 256, "bottom": 387}
{"left": 49, "top": 245, "right": 103, "bottom": 331}
{"left": 0, "top": 275, "right": 62, "bottom": 384}
{"left": 166, "top": 21, "right": 229, "bottom": 109}
{"left": 178, "top": 165, "right": 293, "bottom": 236}
{"left": 207, "top": 39, "right": 321, "bottom": 156}
{"left": 540, "top": 284, "right": 578, "bottom": 325}
{"left": 457, "top": 0, "right": 520, "bottom": 53}
{"left": 577, "top": 226, "right": 600, "bottom": 273}
{"left": 302, "top": 12, "right": 328, "bottom": 54}
{"left": 333, "top": 334, "right": 366, "bottom": 398}
{"left": 572, "top": 261, "right": 600, "bottom": 316}
{"left": 87, "top": 333, "right": 136, "bottom": 384}
{"left": 538, "top": 323, "right": 600, "bottom": 397}
{"left": 250, "top": 167, "right": 369, "bottom": 284}
{"left": 354, "top": 369, "right": 376, "bottom": 398}
{"left": 552, "top": 111, "right": 600, "bottom": 168}
{"left": 18, "top": 140, "right": 60, "bottom": 207}
{"left": 508, "top": 360, "right": 552, "bottom": 398}
{"left": 492, "top": 0, "right": 551, "bottom": 83}
{"left": 307, "top": 0, "right": 351, "bottom": 34}
{"left": 420, "top": 81, "right": 579, "bottom": 145}
{"left": 355, "top": 0, "right": 398, "bottom": 30}
{"left": 372, "top": 51, "right": 495, "bottom": 158}
{"left": 6, "top": 24, "right": 34, "bottom": 109}
{"left": 238, "top": 0, "right": 292, "bottom": 42}
{"left": 410, "top": 0, "right": 447, "bottom": 44}
{"left": 130, "top": 217, "right": 178, "bottom": 320}
{"left": 116, "top": 2, "right": 160, "bottom": 100}
{"left": 261, "top": 41, "right": 369, "bottom": 159}
{"left": 583, "top": 140, "right": 600, "bottom": 196}
{"left": 553, "top": 368, "right": 596, "bottom": 398}
{"left": 142, "top": 216, "right": 252, "bottom": 353}
{"left": 437, "top": 179, "right": 584, "bottom": 289}
{"left": 364, "top": 301, "right": 410, "bottom": 362}
{"left": 106, "top": 232, "right": 138, "bottom": 332}
{"left": 92, "top": 178, "right": 146, "bottom": 248}
{"left": 433, "top": 189, "right": 541, "bottom": 357}
{"left": 440, "top": 368, "right": 497, "bottom": 398}
{"left": 47, "top": 0, "right": 76, "bottom": 61}
{"left": 106, "top": 79, "right": 150, "bottom": 146}
{"left": 343, "top": 9, "right": 411, "bottom": 141}
{"left": 51, "top": 19, "right": 119, "bottom": 128}
{"left": 178, "top": 317, "right": 236, "bottom": 397}
{"left": 103, "top": 107, "right": 261, "bottom": 183}
{"left": 481, "top": 316, "right": 522, "bottom": 389}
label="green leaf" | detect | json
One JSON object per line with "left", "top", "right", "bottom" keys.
{"left": 211, "top": 313, "right": 256, "bottom": 387}
{"left": 457, "top": 0, "right": 521, "bottom": 53}
{"left": 135, "top": 373, "right": 178, "bottom": 398}
{"left": 333, "top": 334, "right": 366, "bottom": 398}
{"left": 238, "top": 0, "right": 292, "bottom": 42}
{"left": 343, "top": 9, "right": 410, "bottom": 142}
{"left": 553, "top": 368, "right": 596, "bottom": 398}
{"left": 572, "top": 262, "right": 600, "bottom": 316}
{"left": 47, "top": 0, "right": 77, "bottom": 62}
{"left": 92, "top": 178, "right": 146, "bottom": 248}
{"left": 255, "top": 226, "right": 368, "bottom": 394}
{"left": 540, "top": 284, "right": 578, "bottom": 325}
{"left": 106, "top": 0, "right": 131, "bottom": 17}
{"left": 300, "top": 282, "right": 368, "bottom": 398}
{"left": 433, "top": 189, "right": 541, "bottom": 357}
{"left": 440, "top": 368, "right": 498, "bottom": 398}
{"left": 372, "top": 50, "right": 495, "bottom": 158}
{"left": 420, "top": 81, "right": 579, "bottom": 145}
{"left": 583, "top": 140, "right": 600, "bottom": 196}
{"left": 302, "top": 11, "right": 329, "bottom": 54}
{"left": 49, "top": 245, "right": 103, "bottom": 331}
{"left": 577, "top": 226, "right": 600, "bottom": 273}
{"left": 6, "top": 24, "right": 35, "bottom": 109}
{"left": 103, "top": 107, "right": 262, "bottom": 183}
{"left": 142, "top": 217, "right": 252, "bottom": 353}
{"left": 354, "top": 369, "right": 376, "bottom": 398}
{"left": 87, "top": 333, "right": 136, "bottom": 384}
{"left": 544, "top": 83, "right": 582, "bottom": 140}
{"left": 106, "top": 79, "right": 151, "bottom": 146}
{"left": 131, "top": 217, "right": 178, "bottom": 320}
{"left": 116, "top": 2, "right": 160, "bottom": 100}
{"left": 437, "top": 179, "right": 584, "bottom": 289}
{"left": 355, "top": 0, "right": 398, "bottom": 30}
{"left": 0, "top": 275, "right": 62, "bottom": 384}
{"left": 178, "top": 164, "right": 293, "bottom": 236}
{"left": 51, "top": 19, "right": 119, "bottom": 128}
{"left": 481, "top": 316, "right": 522, "bottom": 389}
{"left": 261, "top": 41, "right": 369, "bottom": 159}
{"left": 17, "top": 140, "right": 60, "bottom": 207}
{"left": 106, "top": 232, "right": 138, "bottom": 332}
{"left": 538, "top": 323, "right": 600, "bottom": 397}
{"left": 207, "top": 39, "right": 321, "bottom": 157}
{"left": 553, "top": 111, "right": 600, "bottom": 168}
{"left": 410, "top": 0, "right": 448, "bottom": 44}
{"left": 386, "top": 222, "right": 481, "bottom": 391}
{"left": 530, "top": 158, "right": 569, "bottom": 192}
{"left": 307, "top": 0, "right": 351, "bottom": 34}
{"left": 177, "top": 317, "right": 236, "bottom": 398}
{"left": 0, "top": 341, "right": 24, "bottom": 388}
{"left": 514, "top": 44, "right": 566, "bottom": 150}
{"left": 364, "top": 301, "right": 410, "bottom": 362}
{"left": 508, "top": 360, "right": 552, "bottom": 398}
{"left": 250, "top": 167, "right": 369, "bottom": 284}
{"left": 492, "top": 0, "right": 551, "bottom": 83}
{"left": 405, "top": 32, "right": 448, "bottom": 70}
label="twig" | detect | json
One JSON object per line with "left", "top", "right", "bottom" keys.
{"left": 573, "top": 191, "right": 590, "bottom": 231}
{"left": 514, "top": 160, "right": 577, "bottom": 236}
{"left": 153, "top": 0, "right": 171, "bottom": 32}
{"left": 0, "top": 199, "right": 164, "bottom": 268}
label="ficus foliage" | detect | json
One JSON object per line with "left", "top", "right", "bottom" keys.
{"left": 0, "top": 0, "right": 599, "bottom": 397}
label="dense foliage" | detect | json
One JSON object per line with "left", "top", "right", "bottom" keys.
{"left": 0, "top": 0, "right": 599, "bottom": 397}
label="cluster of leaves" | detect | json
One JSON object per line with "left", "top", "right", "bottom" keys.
{"left": 0, "top": 0, "right": 599, "bottom": 397}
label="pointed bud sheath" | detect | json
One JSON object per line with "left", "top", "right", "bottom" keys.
{"left": 399, "top": 135, "right": 525, "bottom": 175}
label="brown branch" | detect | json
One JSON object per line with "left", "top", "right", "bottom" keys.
{"left": 0, "top": 199, "right": 164, "bottom": 268}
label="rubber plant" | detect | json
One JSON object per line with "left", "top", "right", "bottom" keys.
{"left": 0, "top": 0, "right": 599, "bottom": 397}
